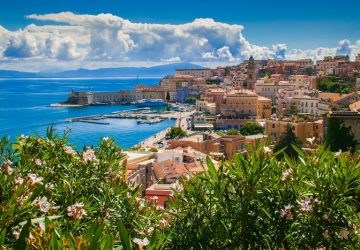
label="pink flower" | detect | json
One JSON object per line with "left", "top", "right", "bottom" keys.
{"left": 64, "top": 145, "right": 77, "bottom": 156}
{"left": 280, "top": 204, "right": 293, "bottom": 220}
{"left": 67, "top": 203, "right": 87, "bottom": 220}
{"left": 281, "top": 168, "right": 293, "bottom": 181}
{"left": 133, "top": 237, "right": 149, "bottom": 250}
{"left": 300, "top": 196, "right": 318, "bottom": 212}
{"left": 263, "top": 146, "right": 272, "bottom": 153}
{"left": 45, "top": 183, "right": 54, "bottom": 190}
{"left": 13, "top": 229, "right": 20, "bottom": 239}
{"left": 27, "top": 173, "right": 44, "bottom": 185}
{"left": 34, "top": 159, "right": 42, "bottom": 166}
{"left": 37, "top": 197, "right": 51, "bottom": 213}
{"left": 5, "top": 166, "right": 13, "bottom": 175}
{"left": 82, "top": 149, "right": 97, "bottom": 163}
{"left": 15, "top": 177, "right": 24, "bottom": 185}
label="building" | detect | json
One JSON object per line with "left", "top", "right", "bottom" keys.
{"left": 145, "top": 183, "right": 176, "bottom": 208}
{"left": 257, "top": 96, "right": 272, "bottom": 119}
{"left": 167, "top": 133, "right": 246, "bottom": 160}
{"left": 220, "top": 89, "right": 258, "bottom": 118}
{"left": 196, "top": 100, "right": 216, "bottom": 115}
{"left": 265, "top": 118, "right": 324, "bottom": 143}
{"left": 175, "top": 68, "right": 212, "bottom": 80}
{"left": 288, "top": 75, "right": 313, "bottom": 89}
{"left": 176, "top": 87, "right": 191, "bottom": 103}
{"left": 255, "top": 80, "right": 296, "bottom": 104}
{"left": 67, "top": 90, "right": 139, "bottom": 105}
{"left": 316, "top": 56, "right": 350, "bottom": 76}
{"left": 245, "top": 56, "right": 257, "bottom": 90}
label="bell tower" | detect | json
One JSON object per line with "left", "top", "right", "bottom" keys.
{"left": 246, "top": 56, "right": 256, "bottom": 90}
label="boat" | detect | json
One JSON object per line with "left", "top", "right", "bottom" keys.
{"left": 135, "top": 99, "right": 167, "bottom": 107}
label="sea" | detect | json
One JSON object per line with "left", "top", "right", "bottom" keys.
{"left": 0, "top": 78, "right": 176, "bottom": 150}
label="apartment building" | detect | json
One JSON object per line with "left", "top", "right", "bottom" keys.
{"left": 175, "top": 68, "right": 212, "bottom": 80}
{"left": 220, "top": 89, "right": 258, "bottom": 118}
{"left": 265, "top": 119, "right": 323, "bottom": 142}
{"left": 255, "top": 80, "right": 296, "bottom": 104}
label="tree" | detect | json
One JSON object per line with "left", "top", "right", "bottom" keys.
{"left": 325, "top": 116, "right": 358, "bottom": 152}
{"left": 226, "top": 128, "right": 240, "bottom": 136}
{"left": 288, "top": 103, "right": 299, "bottom": 115}
{"left": 240, "top": 122, "right": 264, "bottom": 135}
{"left": 274, "top": 125, "right": 302, "bottom": 159}
{"left": 166, "top": 127, "right": 187, "bottom": 139}
{"left": 186, "top": 97, "right": 197, "bottom": 104}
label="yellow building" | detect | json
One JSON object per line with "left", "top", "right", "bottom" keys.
{"left": 257, "top": 96, "right": 271, "bottom": 119}
{"left": 220, "top": 89, "right": 258, "bottom": 118}
{"left": 265, "top": 119, "right": 323, "bottom": 143}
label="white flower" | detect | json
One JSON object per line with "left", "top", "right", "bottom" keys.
{"left": 281, "top": 168, "right": 293, "bottom": 181}
{"left": 64, "top": 145, "right": 77, "bottom": 156}
{"left": 146, "top": 227, "right": 154, "bottom": 235}
{"left": 339, "top": 229, "right": 349, "bottom": 239}
{"left": 300, "top": 196, "right": 318, "bottom": 212}
{"left": 5, "top": 166, "right": 13, "bottom": 175}
{"left": 159, "top": 218, "right": 168, "bottom": 228}
{"left": 13, "top": 229, "right": 20, "bottom": 239}
{"left": 335, "top": 149, "right": 342, "bottom": 157}
{"left": 263, "top": 146, "right": 272, "bottom": 153}
{"left": 280, "top": 204, "right": 293, "bottom": 220}
{"left": 133, "top": 237, "right": 149, "bottom": 249}
{"left": 15, "top": 177, "right": 24, "bottom": 185}
{"left": 27, "top": 173, "right": 44, "bottom": 185}
{"left": 82, "top": 149, "right": 97, "bottom": 163}
{"left": 34, "top": 159, "right": 42, "bottom": 166}
{"left": 67, "top": 203, "right": 87, "bottom": 220}
{"left": 45, "top": 183, "right": 54, "bottom": 190}
{"left": 102, "top": 137, "right": 109, "bottom": 142}
{"left": 306, "top": 137, "right": 316, "bottom": 144}
{"left": 38, "top": 197, "right": 51, "bottom": 213}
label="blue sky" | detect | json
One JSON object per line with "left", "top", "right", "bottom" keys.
{"left": 0, "top": 0, "right": 359, "bottom": 72}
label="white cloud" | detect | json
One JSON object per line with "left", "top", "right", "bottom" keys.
{"left": 0, "top": 12, "right": 358, "bottom": 72}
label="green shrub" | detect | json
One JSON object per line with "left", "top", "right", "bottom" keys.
{"left": 167, "top": 145, "right": 360, "bottom": 249}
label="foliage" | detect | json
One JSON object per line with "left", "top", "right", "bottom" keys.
{"left": 205, "top": 79, "right": 220, "bottom": 85}
{"left": 226, "top": 128, "right": 240, "bottom": 136}
{"left": 1, "top": 128, "right": 360, "bottom": 249}
{"left": 240, "top": 122, "right": 264, "bottom": 135}
{"left": 318, "top": 75, "right": 356, "bottom": 94}
{"left": 185, "top": 97, "right": 197, "bottom": 104}
{"left": 165, "top": 127, "right": 187, "bottom": 139}
{"left": 167, "top": 145, "right": 360, "bottom": 249}
{"left": 325, "top": 116, "right": 358, "bottom": 152}
{"left": 273, "top": 125, "right": 303, "bottom": 159}
{"left": 0, "top": 128, "right": 165, "bottom": 248}
{"left": 288, "top": 103, "right": 300, "bottom": 115}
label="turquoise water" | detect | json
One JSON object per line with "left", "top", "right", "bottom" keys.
{"left": 0, "top": 78, "right": 175, "bottom": 149}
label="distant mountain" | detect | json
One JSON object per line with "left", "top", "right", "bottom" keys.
{"left": 0, "top": 63, "right": 204, "bottom": 78}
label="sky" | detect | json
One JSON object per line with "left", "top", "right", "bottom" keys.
{"left": 0, "top": 0, "right": 359, "bottom": 72}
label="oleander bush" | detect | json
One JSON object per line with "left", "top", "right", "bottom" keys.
{"left": 0, "top": 128, "right": 166, "bottom": 249}
{"left": 1, "top": 129, "right": 360, "bottom": 249}
{"left": 166, "top": 145, "right": 360, "bottom": 249}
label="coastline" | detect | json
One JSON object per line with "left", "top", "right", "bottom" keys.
{"left": 132, "top": 110, "right": 194, "bottom": 149}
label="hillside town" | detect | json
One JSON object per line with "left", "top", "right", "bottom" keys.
{"left": 82, "top": 54, "right": 360, "bottom": 205}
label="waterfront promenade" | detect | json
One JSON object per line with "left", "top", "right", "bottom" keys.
{"left": 133, "top": 110, "right": 194, "bottom": 149}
